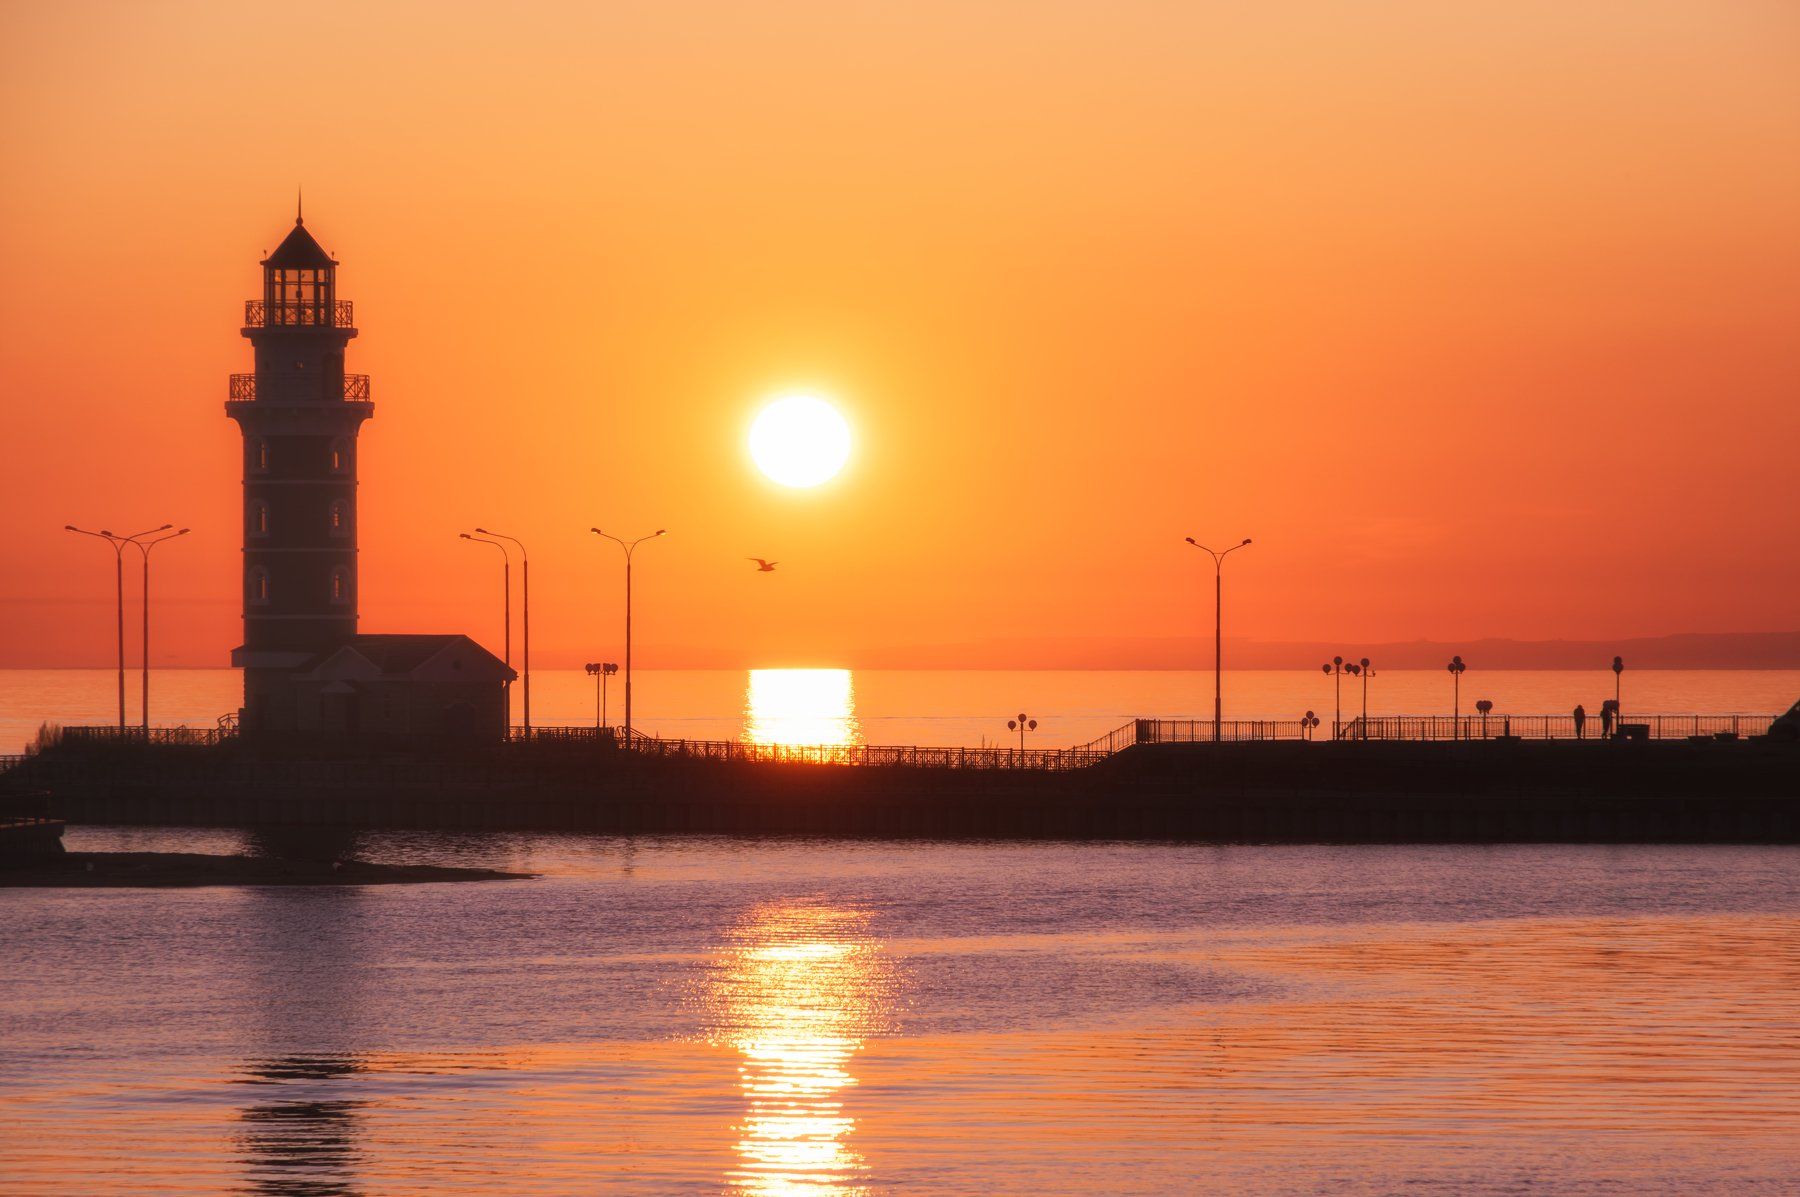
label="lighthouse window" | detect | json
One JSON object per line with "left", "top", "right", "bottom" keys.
{"left": 330, "top": 440, "right": 350, "bottom": 473}
{"left": 252, "top": 438, "right": 269, "bottom": 473}
{"left": 248, "top": 567, "right": 270, "bottom": 605}
{"left": 331, "top": 568, "right": 351, "bottom": 604}
{"left": 329, "top": 501, "right": 348, "bottom": 535}
{"left": 251, "top": 501, "right": 269, "bottom": 537}
{"left": 270, "top": 268, "right": 330, "bottom": 326}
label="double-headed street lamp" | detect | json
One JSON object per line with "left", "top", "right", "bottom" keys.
{"left": 474, "top": 528, "right": 531, "bottom": 734}
{"left": 586, "top": 661, "right": 619, "bottom": 730}
{"left": 460, "top": 532, "right": 513, "bottom": 720}
{"left": 65, "top": 523, "right": 188, "bottom": 732}
{"left": 1183, "top": 536, "right": 1252, "bottom": 743}
{"left": 591, "top": 528, "right": 666, "bottom": 744}
{"left": 1447, "top": 655, "right": 1467, "bottom": 739}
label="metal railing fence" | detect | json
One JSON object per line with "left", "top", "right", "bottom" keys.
{"left": 1337, "top": 713, "right": 1774, "bottom": 741}
{"left": 1132, "top": 719, "right": 1314, "bottom": 744}
{"left": 58, "top": 726, "right": 237, "bottom": 747}
{"left": 228, "top": 373, "right": 370, "bottom": 403}
{"left": 245, "top": 299, "right": 354, "bottom": 328}
{"left": 509, "top": 725, "right": 1107, "bottom": 771}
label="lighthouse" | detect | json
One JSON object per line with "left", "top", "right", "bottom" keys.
{"left": 225, "top": 207, "right": 371, "bottom": 731}
{"left": 226, "top": 206, "right": 510, "bottom": 740}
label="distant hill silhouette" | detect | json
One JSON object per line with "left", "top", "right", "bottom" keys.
{"left": 845, "top": 631, "right": 1800, "bottom": 671}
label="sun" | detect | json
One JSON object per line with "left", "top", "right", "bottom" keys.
{"left": 748, "top": 394, "right": 852, "bottom": 488}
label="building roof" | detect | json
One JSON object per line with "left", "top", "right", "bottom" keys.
{"left": 262, "top": 218, "right": 337, "bottom": 269}
{"left": 302, "top": 634, "right": 512, "bottom": 680}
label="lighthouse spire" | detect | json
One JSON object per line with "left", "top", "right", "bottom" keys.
{"left": 296, "top": 186, "right": 304, "bottom": 226}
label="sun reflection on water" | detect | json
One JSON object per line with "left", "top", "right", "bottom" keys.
{"left": 742, "top": 669, "right": 862, "bottom": 749}
{"left": 711, "top": 904, "right": 892, "bottom": 1196}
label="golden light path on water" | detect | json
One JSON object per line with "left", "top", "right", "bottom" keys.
{"left": 742, "top": 669, "right": 862, "bottom": 749}
{"left": 709, "top": 904, "right": 893, "bottom": 1196}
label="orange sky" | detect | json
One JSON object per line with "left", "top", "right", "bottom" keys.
{"left": 2, "top": 1, "right": 1797, "bottom": 669}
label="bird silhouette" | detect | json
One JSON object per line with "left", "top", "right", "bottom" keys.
{"left": 748, "top": 558, "right": 778, "bottom": 572}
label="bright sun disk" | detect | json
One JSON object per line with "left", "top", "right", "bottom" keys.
{"left": 749, "top": 395, "right": 851, "bottom": 488}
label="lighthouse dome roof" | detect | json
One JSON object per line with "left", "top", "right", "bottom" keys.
{"left": 262, "top": 218, "right": 336, "bottom": 269}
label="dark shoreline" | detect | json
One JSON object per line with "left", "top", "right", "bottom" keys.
{"left": 1, "top": 850, "right": 534, "bottom": 888}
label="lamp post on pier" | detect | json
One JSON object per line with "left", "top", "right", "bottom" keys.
{"left": 460, "top": 532, "right": 513, "bottom": 723}
{"left": 1321, "top": 656, "right": 1348, "bottom": 740}
{"left": 587, "top": 662, "right": 619, "bottom": 730}
{"left": 1347, "top": 657, "right": 1374, "bottom": 739}
{"left": 1007, "top": 713, "right": 1037, "bottom": 761}
{"left": 592, "top": 528, "right": 666, "bottom": 744}
{"left": 125, "top": 527, "right": 190, "bottom": 730}
{"left": 475, "top": 528, "right": 530, "bottom": 735}
{"left": 1447, "top": 655, "right": 1467, "bottom": 739}
{"left": 1612, "top": 656, "right": 1624, "bottom": 737}
{"left": 1183, "top": 536, "right": 1252, "bottom": 742}
{"left": 65, "top": 523, "right": 178, "bottom": 732}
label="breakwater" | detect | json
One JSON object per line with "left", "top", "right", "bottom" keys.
{"left": 5, "top": 736, "right": 1797, "bottom": 843}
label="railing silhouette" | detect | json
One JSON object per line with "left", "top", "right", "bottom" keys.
{"left": 58, "top": 726, "right": 236, "bottom": 747}
{"left": 510, "top": 725, "right": 1110, "bottom": 770}
{"left": 41, "top": 712, "right": 1783, "bottom": 770}
{"left": 1130, "top": 719, "right": 1313, "bottom": 744}
{"left": 1335, "top": 713, "right": 1774, "bottom": 741}
{"left": 244, "top": 299, "right": 354, "bottom": 328}
{"left": 228, "top": 373, "right": 370, "bottom": 403}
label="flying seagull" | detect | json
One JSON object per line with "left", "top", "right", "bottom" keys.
{"left": 747, "top": 558, "right": 778, "bottom": 572}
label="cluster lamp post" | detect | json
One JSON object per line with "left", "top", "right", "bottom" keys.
{"left": 586, "top": 661, "right": 619, "bottom": 730}
{"left": 1183, "top": 536, "right": 1252, "bottom": 742}
{"left": 1349, "top": 657, "right": 1374, "bottom": 738}
{"left": 592, "top": 528, "right": 667, "bottom": 744}
{"left": 1321, "top": 656, "right": 1348, "bottom": 739}
{"left": 1007, "top": 713, "right": 1037, "bottom": 760}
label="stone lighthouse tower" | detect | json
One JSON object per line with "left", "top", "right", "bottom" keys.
{"left": 225, "top": 208, "right": 373, "bottom": 731}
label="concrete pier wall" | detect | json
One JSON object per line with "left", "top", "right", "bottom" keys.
{"left": 8, "top": 739, "right": 1798, "bottom": 844}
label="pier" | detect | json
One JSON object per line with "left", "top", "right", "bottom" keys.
{"left": 5, "top": 711, "right": 1795, "bottom": 844}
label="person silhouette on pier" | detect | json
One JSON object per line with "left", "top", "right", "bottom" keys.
{"left": 1573, "top": 704, "right": 1587, "bottom": 739}
{"left": 1600, "top": 699, "right": 1617, "bottom": 739}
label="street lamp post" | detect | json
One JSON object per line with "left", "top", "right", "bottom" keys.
{"left": 592, "top": 528, "right": 666, "bottom": 744}
{"left": 126, "top": 527, "right": 190, "bottom": 731}
{"left": 1321, "top": 656, "right": 1347, "bottom": 739}
{"left": 476, "top": 529, "right": 530, "bottom": 735}
{"left": 1183, "top": 536, "right": 1252, "bottom": 742}
{"left": 460, "top": 532, "right": 513, "bottom": 723}
{"left": 1301, "top": 710, "right": 1321, "bottom": 741}
{"left": 66, "top": 523, "right": 174, "bottom": 732}
{"left": 1007, "top": 712, "right": 1037, "bottom": 761}
{"left": 1447, "top": 655, "right": 1467, "bottom": 740}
